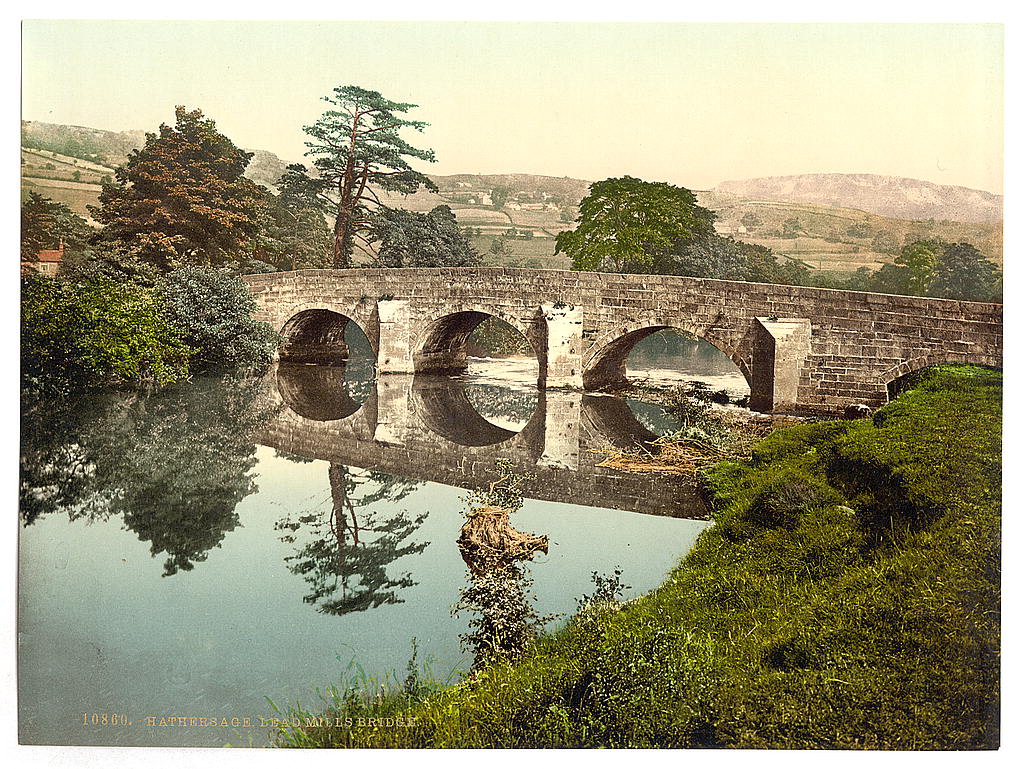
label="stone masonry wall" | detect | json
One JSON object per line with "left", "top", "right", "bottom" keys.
{"left": 243, "top": 268, "right": 1002, "bottom": 413}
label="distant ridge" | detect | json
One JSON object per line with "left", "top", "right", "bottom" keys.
{"left": 714, "top": 174, "right": 1002, "bottom": 225}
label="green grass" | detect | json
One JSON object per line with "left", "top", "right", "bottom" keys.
{"left": 273, "top": 365, "right": 1001, "bottom": 748}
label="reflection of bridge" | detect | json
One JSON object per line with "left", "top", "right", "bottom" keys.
{"left": 259, "top": 365, "right": 707, "bottom": 519}
{"left": 243, "top": 268, "right": 1001, "bottom": 413}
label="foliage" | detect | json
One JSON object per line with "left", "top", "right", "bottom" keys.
{"left": 20, "top": 191, "right": 91, "bottom": 262}
{"left": 576, "top": 568, "right": 631, "bottom": 611}
{"left": 894, "top": 238, "right": 945, "bottom": 295}
{"left": 368, "top": 205, "right": 480, "bottom": 268}
{"left": 555, "top": 177, "right": 716, "bottom": 272}
{"left": 159, "top": 265, "right": 279, "bottom": 373}
{"left": 454, "top": 463, "right": 555, "bottom": 671}
{"left": 90, "top": 106, "right": 265, "bottom": 273}
{"left": 303, "top": 85, "right": 438, "bottom": 267}
{"left": 277, "top": 366, "right": 1000, "bottom": 748}
{"left": 251, "top": 164, "right": 334, "bottom": 271}
{"left": 20, "top": 376, "right": 278, "bottom": 575}
{"left": 928, "top": 242, "right": 1000, "bottom": 302}
{"left": 275, "top": 464, "right": 427, "bottom": 616}
{"left": 21, "top": 275, "right": 191, "bottom": 393}
{"left": 466, "top": 317, "right": 533, "bottom": 357}
{"left": 843, "top": 239, "right": 1000, "bottom": 302}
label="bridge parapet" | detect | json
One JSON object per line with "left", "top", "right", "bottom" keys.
{"left": 243, "top": 269, "right": 1002, "bottom": 413}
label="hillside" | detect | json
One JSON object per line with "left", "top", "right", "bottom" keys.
{"left": 20, "top": 120, "right": 1003, "bottom": 272}
{"left": 715, "top": 173, "right": 1002, "bottom": 225}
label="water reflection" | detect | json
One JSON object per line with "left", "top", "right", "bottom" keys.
{"left": 20, "top": 378, "right": 278, "bottom": 575}
{"left": 265, "top": 363, "right": 707, "bottom": 519}
{"left": 454, "top": 467, "right": 552, "bottom": 670}
{"left": 276, "top": 362, "right": 371, "bottom": 422}
{"left": 274, "top": 462, "right": 428, "bottom": 616}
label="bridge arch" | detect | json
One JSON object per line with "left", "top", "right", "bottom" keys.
{"left": 879, "top": 351, "right": 1003, "bottom": 401}
{"left": 582, "top": 319, "right": 751, "bottom": 390}
{"left": 275, "top": 362, "right": 370, "bottom": 422}
{"left": 412, "top": 306, "right": 541, "bottom": 379}
{"left": 277, "top": 305, "right": 375, "bottom": 365}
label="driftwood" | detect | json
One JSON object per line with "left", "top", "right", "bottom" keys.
{"left": 457, "top": 505, "right": 548, "bottom": 574}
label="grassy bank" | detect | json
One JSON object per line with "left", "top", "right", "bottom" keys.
{"left": 274, "top": 365, "right": 1001, "bottom": 749}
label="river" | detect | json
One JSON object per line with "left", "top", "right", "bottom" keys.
{"left": 18, "top": 333, "right": 748, "bottom": 747}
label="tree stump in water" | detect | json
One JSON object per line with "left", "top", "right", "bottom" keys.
{"left": 457, "top": 505, "right": 548, "bottom": 575}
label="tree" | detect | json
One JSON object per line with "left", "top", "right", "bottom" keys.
{"left": 661, "top": 233, "right": 747, "bottom": 280}
{"left": 21, "top": 275, "right": 191, "bottom": 393}
{"left": 250, "top": 165, "right": 333, "bottom": 271}
{"left": 740, "top": 212, "right": 762, "bottom": 230}
{"left": 928, "top": 243, "right": 1000, "bottom": 302}
{"left": 781, "top": 217, "right": 803, "bottom": 239}
{"left": 490, "top": 185, "right": 512, "bottom": 208}
{"left": 90, "top": 106, "right": 265, "bottom": 273}
{"left": 555, "top": 176, "right": 716, "bottom": 272}
{"left": 159, "top": 265, "right": 279, "bottom": 373}
{"left": 893, "top": 238, "right": 946, "bottom": 296}
{"left": 303, "top": 85, "right": 438, "bottom": 268}
{"left": 367, "top": 205, "right": 481, "bottom": 268}
{"left": 20, "top": 192, "right": 90, "bottom": 262}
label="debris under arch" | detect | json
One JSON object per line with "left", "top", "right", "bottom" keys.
{"left": 457, "top": 504, "right": 548, "bottom": 575}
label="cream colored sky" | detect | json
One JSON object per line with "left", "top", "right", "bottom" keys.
{"left": 21, "top": 21, "right": 1003, "bottom": 194}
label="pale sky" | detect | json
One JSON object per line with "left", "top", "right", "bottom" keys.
{"left": 21, "top": 21, "right": 1004, "bottom": 194}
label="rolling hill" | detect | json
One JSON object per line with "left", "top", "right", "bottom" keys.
{"left": 20, "top": 120, "right": 1002, "bottom": 272}
{"left": 715, "top": 173, "right": 1002, "bottom": 225}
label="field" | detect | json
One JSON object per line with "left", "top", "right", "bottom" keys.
{"left": 702, "top": 191, "right": 1003, "bottom": 271}
{"left": 21, "top": 150, "right": 1002, "bottom": 276}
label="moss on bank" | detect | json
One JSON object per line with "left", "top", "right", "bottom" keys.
{"left": 275, "top": 365, "right": 1001, "bottom": 749}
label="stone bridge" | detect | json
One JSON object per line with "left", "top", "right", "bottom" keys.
{"left": 243, "top": 268, "right": 1002, "bottom": 413}
{"left": 260, "top": 364, "right": 706, "bottom": 519}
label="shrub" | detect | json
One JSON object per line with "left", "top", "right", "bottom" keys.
{"left": 21, "top": 275, "right": 191, "bottom": 392}
{"left": 160, "top": 265, "right": 279, "bottom": 373}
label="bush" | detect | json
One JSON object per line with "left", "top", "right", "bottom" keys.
{"left": 21, "top": 275, "right": 191, "bottom": 392}
{"left": 159, "top": 265, "right": 279, "bottom": 373}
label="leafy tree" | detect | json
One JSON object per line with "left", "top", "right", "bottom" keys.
{"left": 781, "top": 217, "right": 803, "bottom": 239}
{"left": 659, "top": 233, "right": 747, "bottom": 280}
{"left": 894, "top": 238, "right": 946, "bottom": 296}
{"left": 249, "top": 166, "right": 333, "bottom": 271}
{"left": 489, "top": 237, "right": 510, "bottom": 257}
{"left": 90, "top": 106, "right": 265, "bottom": 273}
{"left": 159, "top": 265, "right": 279, "bottom": 373}
{"left": 740, "top": 212, "right": 762, "bottom": 230}
{"left": 871, "top": 230, "right": 900, "bottom": 255}
{"left": 20, "top": 192, "right": 91, "bottom": 262}
{"left": 21, "top": 275, "right": 191, "bottom": 393}
{"left": 303, "top": 85, "right": 438, "bottom": 268}
{"left": 555, "top": 176, "right": 716, "bottom": 272}
{"left": 928, "top": 242, "right": 1000, "bottom": 302}
{"left": 735, "top": 239, "right": 808, "bottom": 285}
{"left": 367, "top": 205, "right": 481, "bottom": 268}
{"left": 490, "top": 185, "right": 512, "bottom": 208}
{"left": 867, "top": 262, "right": 913, "bottom": 296}
{"left": 846, "top": 222, "right": 873, "bottom": 239}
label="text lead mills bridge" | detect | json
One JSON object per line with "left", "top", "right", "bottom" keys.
{"left": 243, "top": 268, "right": 1002, "bottom": 413}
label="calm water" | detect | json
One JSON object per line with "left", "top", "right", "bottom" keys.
{"left": 18, "top": 333, "right": 743, "bottom": 747}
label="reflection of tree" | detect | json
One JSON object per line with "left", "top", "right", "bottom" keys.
{"left": 19, "top": 377, "right": 279, "bottom": 576}
{"left": 276, "top": 464, "right": 427, "bottom": 616}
